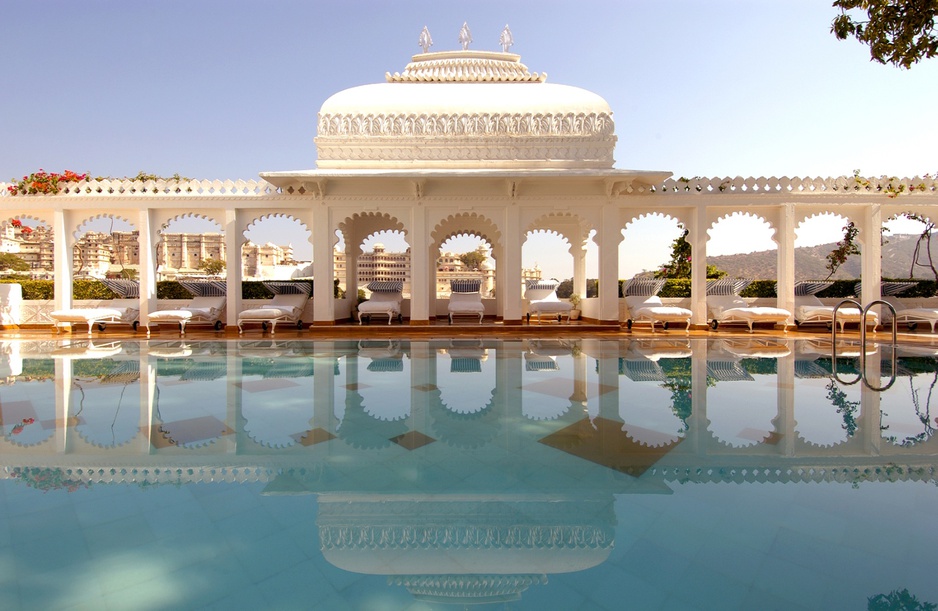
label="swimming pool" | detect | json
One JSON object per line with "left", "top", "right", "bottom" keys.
{"left": 1, "top": 336, "right": 936, "bottom": 609}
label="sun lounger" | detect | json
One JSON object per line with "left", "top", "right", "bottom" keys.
{"left": 793, "top": 281, "right": 876, "bottom": 331}
{"left": 707, "top": 279, "right": 790, "bottom": 332}
{"left": 237, "top": 281, "right": 311, "bottom": 334}
{"left": 868, "top": 283, "right": 938, "bottom": 332}
{"left": 50, "top": 279, "right": 141, "bottom": 335}
{"left": 623, "top": 278, "right": 691, "bottom": 331}
{"left": 524, "top": 279, "right": 572, "bottom": 323}
{"left": 447, "top": 279, "right": 484, "bottom": 324}
{"left": 145, "top": 281, "right": 227, "bottom": 336}
{"left": 358, "top": 281, "right": 404, "bottom": 325}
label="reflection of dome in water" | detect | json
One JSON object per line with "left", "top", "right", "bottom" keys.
{"left": 389, "top": 574, "right": 547, "bottom": 605}
{"left": 318, "top": 496, "right": 614, "bottom": 604}
{"left": 316, "top": 50, "right": 616, "bottom": 170}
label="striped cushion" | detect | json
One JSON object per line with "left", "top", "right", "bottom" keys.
{"left": 706, "top": 278, "right": 751, "bottom": 296}
{"left": 262, "top": 280, "right": 313, "bottom": 296}
{"left": 624, "top": 278, "right": 666, "bottom": 297}
{"left": 178, "top": 280, "right": 227, "bottom": 297}
{"left": 794, "top": 281, "right": 833, "bottom": 296}
{"left": 99, "top": 278, "right": 139, "bottom": 298}
{"left": 450, "top": 279, "right": 482, "bottom": 293}
{"left": 525, "top": 279, "right": 560, "bottom": 291}
{"left": 366, "top": 281, "right": 403, "bottom": 293}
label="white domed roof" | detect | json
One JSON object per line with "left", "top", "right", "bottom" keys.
{"left": 315, "top": 50, "right": 617, "bottom": 170}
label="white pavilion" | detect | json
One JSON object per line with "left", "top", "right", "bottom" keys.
{"left": 2, "top": 26, "right": 937, "bottom": 329}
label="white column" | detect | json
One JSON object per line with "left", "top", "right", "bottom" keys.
{"left": 53, "top": 209, "right": 73, "bottom": 311}
{"left": 138, "top": 208, "right": 157, "bottom": 322}
{"left": 572, "top": 238, "right": 587, "bottom": 302}
{"left": 598, "top": 204, "right": 620, "bottom": 324}
{"left": 776, "top": 203, "right": 796, "bottom": 324}
{"left": 409, "top": 206, "right": 430, "bottom": 324}
{"left": 224, "top": 209, "right": 241, "bottom": 330}
{"left": 312, "top": 206, "right": 335, "bottom": 324}
{"left": 503, "top": 205, "right": 523, "bottom": 323}
{"left": 859, "top": 204, "right": 883, "bottom": 315}
{"left": 687, "top": 207, "right": 708, "bottom": 326}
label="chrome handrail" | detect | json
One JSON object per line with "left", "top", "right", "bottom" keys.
{"left": 830, "top": 298, "right": 898, "bottom": 391}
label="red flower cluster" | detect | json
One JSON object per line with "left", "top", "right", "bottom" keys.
{"left": 10, "top": 417, "right": 35, "bottom": 436}
{"left": 7, "top": 169, "right": 89, "bottom": 196}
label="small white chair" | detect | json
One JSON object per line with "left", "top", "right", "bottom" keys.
{"left": 447, "top": 279, "right": 484, "bottom": 324}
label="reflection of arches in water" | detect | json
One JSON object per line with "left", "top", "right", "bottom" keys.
{"left": 1, "top": 376, "right": 56, "bottom": 448}
{"left": 437, "top": 344, "right": 496, "bottom": 415}
{"left": 881, "top": 368, "right": 938, "bottom": 447}
{"left": 621, "top": 401, "right": 685, "bottom": 448}
{"left": 707, "top": 379, "right": 778, "bottom": 448}
{"left": 153, "top": 358, "right": 232, "bottom": 448}
{"left": 72, "top": 360, "right": 141, "bottom": 449}
{"left": 357, "top": 341, "right": 411, "bottom": 422}
{"left": 428, "top": 390, "right": 499, "bottom": 449}
{"left": 240, "top": 356, "right": 317, "bottom": 448}
{"left": 521, "top": 344, "right": 572, "bottom": 421}
{"left": 337, "top": 389, "right": 408, "bottom": 450}
{"left": 794, "top": 378, "right": 855, "bottom": 448}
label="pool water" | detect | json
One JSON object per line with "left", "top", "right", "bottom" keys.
{"left": 0, "top": 337, "right": 936, "bottom": 610}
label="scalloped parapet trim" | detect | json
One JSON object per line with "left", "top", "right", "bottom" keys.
{"left": 317, "top": 112, "right": 614, "bottom": 139}
{"left": 386, "top": 50, "right": 546, "bottom": 83}
{"left": 319, "top": 524, "right": 613, "bottom": 550}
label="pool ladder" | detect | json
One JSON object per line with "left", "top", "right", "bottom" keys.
{"left": 831, "top": 299, "right": 897, "bottom": 391}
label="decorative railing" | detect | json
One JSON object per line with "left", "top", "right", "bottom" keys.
{"left": 0, "top": 178, "right": 278, "bottom": 198}
{"left": 1, "top": 175, "right": 935, "bottom": 198}
{"left": 654, "top": 175, "right": 938, "bottom": 196}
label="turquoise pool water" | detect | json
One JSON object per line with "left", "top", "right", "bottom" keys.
{"left": 0, "top": 337, "right": 936, "bottom": 610}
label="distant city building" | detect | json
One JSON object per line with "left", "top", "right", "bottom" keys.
{"left": 157, "top": 232, "right": 226, "bottom": 279}
{"left": 334, "top": 243, "right": 539, "bottom": 297}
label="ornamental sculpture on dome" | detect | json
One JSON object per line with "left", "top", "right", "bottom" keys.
{"left": 418, "top": 26, "right": 432, "bottom": 53}
{"left": 458, "top": 22, "right": 472, "bottom": 50}
{"left": 499, "top": 25, "right": 513, "bottom": 53}
{"left": 386, "top": 24, "right": 545, "bottom": 83}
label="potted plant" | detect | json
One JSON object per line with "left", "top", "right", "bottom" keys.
{"left": 569, "top": 293, "right": 582, "bottom": 320}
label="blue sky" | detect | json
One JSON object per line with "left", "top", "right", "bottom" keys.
{"left": 2, "top": 1, "right": 935, "bottom": 278}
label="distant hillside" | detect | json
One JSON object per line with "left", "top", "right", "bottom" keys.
{"left": 707, "top": 233, "right": 938, "bottom": 281}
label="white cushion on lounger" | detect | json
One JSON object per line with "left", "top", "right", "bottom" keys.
{"left": 359, "top": 290, "right": 402, "bottom": 314}
{"left": 448, "top": 292, "right": 484, "bottom": 314}
{"left": 710, "top": 295, "right": 790, "bottom": 323}
{"left": 627, "top": 295, "right": 691, "bottom": 322}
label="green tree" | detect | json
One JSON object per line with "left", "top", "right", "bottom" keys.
{"left": 0, "top": 253, "right": 30, "bottom": 272}
{"left": 198, "top": 257, "right": 226, "bottom": 276}
{"left": 654, "top": 229, "right": 726, "bottom": 279}
{"left": 832, "top": 0, "right": 938, "bottom": 68}
{"left": 458, "top": 246, "right": 488, "bottom": 271}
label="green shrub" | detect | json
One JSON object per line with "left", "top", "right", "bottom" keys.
{"left": 660, "top": 279, "right": 690, "bottom": 298}
{"left": 741, "top": 280, "right": 777, "bottom": 298}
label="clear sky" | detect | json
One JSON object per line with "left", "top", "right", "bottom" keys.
{"left": 2, "top": 1, "right": 935, "bottom": 279}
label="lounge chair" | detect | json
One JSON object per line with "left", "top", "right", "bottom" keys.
{"left": 447, "top": 279, "right": 484, "bottom": 324}
{"left": 145, "top": 280, "right": 227, "bottom": 336}
{"left": 623, "top": 278, "right": 691, "bottom": 331}
{"left": 793, "top": 281, "right": 877, "bottom": 331}
{"left": 707, "top": 279, "right": 791, "bottom": 332}
{"left": 49, "top": 279, "right": 140, "bottom": 335}
{"left": 858, "top": 281, "right": 936, "bottom": 332}
{"left": 358, "top": 281, "right": 404, "bottom": 325}
{"left": 237, "top": 280, "right": 311, "bottom": 334}
{"left": 524, "top": 279, "right": 572, "bottom": 323}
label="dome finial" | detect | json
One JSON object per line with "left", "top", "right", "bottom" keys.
{"left": 500, "top": 25, "right": 513, "bottom": 53}
{"left": 418, "top": 26, "right": 433, "bottom": 53}
{"left": 458, "top": 22, "right": 472, "bottom": 50}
